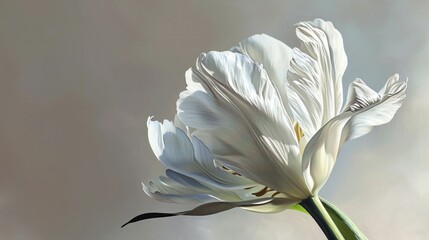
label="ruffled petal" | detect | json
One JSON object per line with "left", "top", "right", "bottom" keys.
{"left": 342, "top": 75, "right": 407, "bottom": 140}
{"left": 231, "top": 34, "right": 293, "bottom": 112}
{"left": 177, "top": 51, "right": 310, "bottom": 198}
{"left": 287, "top": 19, "right": 347, "bottom": 139}
{"left": 302, "top": 76, "right": 407, "bottom": 193}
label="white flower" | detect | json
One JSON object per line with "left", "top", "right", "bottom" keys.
{"left": 143, "top": 19, "right": 407, "bottom": 216}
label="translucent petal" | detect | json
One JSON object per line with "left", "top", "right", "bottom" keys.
{"left": 147, "top": 118, "right": 195, "bottom": 176}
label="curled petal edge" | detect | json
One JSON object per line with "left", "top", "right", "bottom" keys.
{"left": 302, "top": 76, "right": 407, "bottom": 193}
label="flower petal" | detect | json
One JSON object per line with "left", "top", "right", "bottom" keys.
{"left": 147, "top": 118, "right": 199, "bottom": 178}
{"left": 143, "top": 170, "right": 219, "bottom": 203}
{"left": 173, "top": 114, "right": 187, "bottom": 133}
{"left": 147, "top": 117, "right": 254, "bottom": 190}
{"left": 147, "top": 118, "right": 277, "bottom": 203}
{"left": 343, "top": 78, "right": 381, "bottom": 112}
{"left": 302, "top": 76, "right": 407, "bottom": 193}
{"left": 190, "top": 136, "right": 255, "bottom": 189}
{"left": 287, "top": 19, "right": 347, "bottom": 139}
{"left": 231, "top": 34, "right": 293, "bottom": 111}
{"left": 122, "top": 197, "right": 296, "bottom": 227}
{"left": 177, "top": 51, "right": 310, "bottom": 198}
{"left": 342, "top": 75, "right": 407, "bottom": 140}
{"left": 144, "top": 169, "right": 288, "bottom": 204}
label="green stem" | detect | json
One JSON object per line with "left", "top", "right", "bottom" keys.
{"left": 300, "top": 196, "right": 345, "bottom": 240}
{"left": 320, "top": 198, "right": 368, "bottom": 240}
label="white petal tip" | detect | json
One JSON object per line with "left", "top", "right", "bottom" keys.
{"left": 146, "top": 116, "right": 154, "bottom": 125}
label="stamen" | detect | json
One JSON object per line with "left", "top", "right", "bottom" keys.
{"left": 251, "top": 186, "right": 278, "bottom": 196}
{"left": 221, "top": 165, "right": 242, "bottom": 177}
{"left": 271, "top": 191, "right": 281, "bottom": 197}
{"left": 294, "top": 122, "right": 304, "bottom": 143}
{"left": 252, "top": 186, "right": 269, "bottom": 197}
{"left": 251, "top": 186, "right": 281, "bottom": 197}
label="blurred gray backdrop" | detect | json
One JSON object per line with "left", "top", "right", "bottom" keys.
{"left": 1, "top": 0, "right": 428, "bottom": 239}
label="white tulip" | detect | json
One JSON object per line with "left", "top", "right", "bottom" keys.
{"left": 124, "top": 19, "right": 406, "bottom": 238}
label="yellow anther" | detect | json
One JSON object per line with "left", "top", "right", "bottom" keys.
{"left": 294, "top": 122, "right": 304, "bottom": 143}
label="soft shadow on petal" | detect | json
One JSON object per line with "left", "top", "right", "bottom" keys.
{"left": 147, "top": 118, "right": 196, "bottom": 175}
{"left": 190, "top": 136, "right": 253, "bottom": 188}
{"left": 302, "top": 76, "right": 407, "bottom": 193}
{"left": 143, "top": 170, "right": 220, "bottom": 203}
{"left": 147, "top": 117, "right": 259, "bottom": 187}
{"left": 232, "top": 34, "right": 293, "bottom": 112}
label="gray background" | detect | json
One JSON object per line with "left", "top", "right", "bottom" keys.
{"left": 1, "top": 0, "right": 428, "bottom": 239}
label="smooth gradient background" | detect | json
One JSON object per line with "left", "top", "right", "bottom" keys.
{"left": 1, "top": 0, "right": 428, "bottom": 239}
